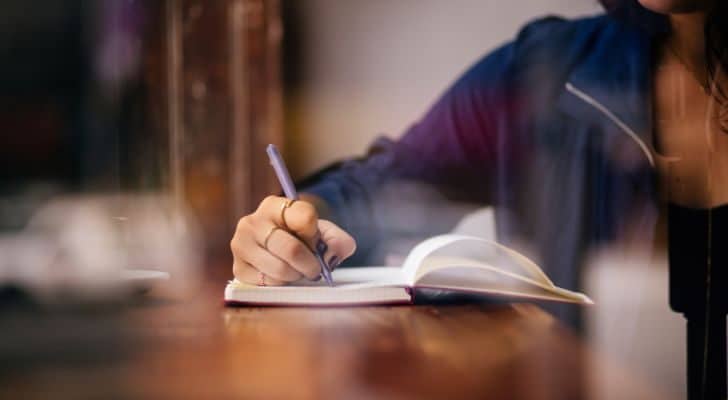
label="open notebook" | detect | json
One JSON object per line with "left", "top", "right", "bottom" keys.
{"left": 224, "top": 234, "right": 592, "bottom": 306}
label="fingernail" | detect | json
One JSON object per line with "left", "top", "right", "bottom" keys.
{"left": 316, "top": 239, "right": 328, "bottom": 254}
{"left": 328, "top": 255, "right": 340, "bottom": 270}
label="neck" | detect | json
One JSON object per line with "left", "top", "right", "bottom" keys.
{"left": 668, "top": 12, "right": 707, "bottom": 72}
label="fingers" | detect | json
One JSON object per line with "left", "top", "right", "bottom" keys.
{"left": 231, "top": 223, "right": 305, "bottom": 282}
{"left": 262, "top": 227, "right": 322, "bottom": 279}
{"left": 231, "top": 196, "right": 358, "bottom": 286}
{"left": 247, "top": 244, "right": 304, "bottom": 282}
{"left": 318, "top": 219, "right": 356, "bottom": 270}
{"left": 256, "top": 195, "right": 319, "bottom": 243}
{"left": 230, "top": 216, "right": 303, "bottom": 284}
{"left": 231, "top": 216, "right": 321, "bottom": 283}
{"left": 233, "top": 260, "right": 286, "bottom": 286}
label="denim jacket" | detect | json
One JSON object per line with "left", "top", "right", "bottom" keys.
{"left": 301, "top": 15, "right": 662, "bottom": 323}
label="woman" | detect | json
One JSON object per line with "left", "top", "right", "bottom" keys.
{"left": 229, "top": 0, "right": 727, "bottom": 327}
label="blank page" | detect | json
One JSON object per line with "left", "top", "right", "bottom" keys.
{"left": 224, "top": 267, "right": 410, "bottom": 305}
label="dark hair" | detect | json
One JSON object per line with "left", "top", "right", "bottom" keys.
{"left": 601, "top": 0, "right": 728, "bottom": 118}
{"left": 599, "top": 0, "right": 670, "bottom": 35}
{"left": 704, "top": 4, "right": 728, "bottom": 95}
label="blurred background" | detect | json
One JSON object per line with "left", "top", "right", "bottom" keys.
{"left": 285, "top": 0, "right": 599, "bottom": 175}
{"left": 0, "top": 0, "right": 601, "bottom": 251}
{"left": 0, "top": 0, "right": 686, "bottom": 398}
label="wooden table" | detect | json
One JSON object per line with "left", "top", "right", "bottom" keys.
{"left": 0, "top": 283, "right": 676, "bottom": 399}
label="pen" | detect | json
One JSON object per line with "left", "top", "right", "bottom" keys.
{"left": 266, "top": 144, "right": 334, "bottom": 286}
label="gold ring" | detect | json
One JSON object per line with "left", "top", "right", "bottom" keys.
{"left": 280, "top": 198, "right": 296, "bottom": 229}
{"left": 263, "top": 225, "right": 280, "bottom": 250}
{"left": 257, "top": 271, "right": 266, "bottom": 286}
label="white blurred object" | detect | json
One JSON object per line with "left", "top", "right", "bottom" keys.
{"left": 451, "top": 207, "right": 496, "bottom": 240}
{"left": 0, "top": 195, "right": 201, "bottom": 304}
{"left": 584, "top": 248, "right": 684, "bottom": 399}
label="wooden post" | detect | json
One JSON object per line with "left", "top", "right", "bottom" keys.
{"left": 154, "top": 0, "right": 283, "bottom": 260}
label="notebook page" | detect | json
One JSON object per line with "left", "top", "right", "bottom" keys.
{"left": 401, "top": 234, "right": 553, "bottom": 286}
{"left": 224, "top": 267, "right": 410, "bottom": 305}
{"left": 331, "top": 266, "right": 407, "bottom": 285}
{"left": 414, "top": 264, "right": 592, "bottom": 304}
{"left": 229, "top": 267, "right": 405, "bottom": 290}
{"left": 225, "top": 281, "right": 410, "bottom": 305}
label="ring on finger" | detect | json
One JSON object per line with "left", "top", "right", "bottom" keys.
{"left": 263, "top": 225, "right": 280, "bottom": 250}
{"left": 280, "top": 198, "right": 296, "bottom": 230}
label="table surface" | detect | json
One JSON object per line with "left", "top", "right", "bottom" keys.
{"left": 0, "top": 282, "right": 677, "bottom": 400}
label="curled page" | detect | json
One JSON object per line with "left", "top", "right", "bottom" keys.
{"left": 401, "top": 234, "right": 552, "bottom": 287}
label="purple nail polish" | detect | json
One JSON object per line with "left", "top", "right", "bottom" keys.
{"left": 328, "top": 255, "right": 340, "bottom": 270}
{"left": 316, "top": 239, "right": 328, "bottom": 255}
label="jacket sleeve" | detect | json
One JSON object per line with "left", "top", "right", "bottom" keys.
{"left": 299, "top": 17, "right": 564, "bottom": 261}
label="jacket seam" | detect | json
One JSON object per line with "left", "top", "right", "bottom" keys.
{"left": 564, "top": 82, "right": 654, "bottom": 167}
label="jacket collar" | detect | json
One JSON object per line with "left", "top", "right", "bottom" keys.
{"left": 556, "top": 18, "right": 657, "bottom": 165}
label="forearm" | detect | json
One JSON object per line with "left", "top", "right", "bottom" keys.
{"left": 295, "top": 38, "right": 518, "bottom": 261}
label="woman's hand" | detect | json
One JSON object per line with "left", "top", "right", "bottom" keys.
{"left": 230, "top": 195, "right": 356, "bottom": 286}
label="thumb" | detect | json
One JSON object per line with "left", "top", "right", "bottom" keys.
{"left": 317, "top": 219, "right": 356, "bottom": 270}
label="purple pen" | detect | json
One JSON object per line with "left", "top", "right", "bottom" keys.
{"left": 266, "top": 144, "right": 334, "bottom": 286}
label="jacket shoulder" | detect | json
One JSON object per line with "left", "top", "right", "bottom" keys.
{"left": 512, "top": 15, "right": 616, "bottom": 60}
{"left": 517, "top": 14, "right": 612, "bottom": 38}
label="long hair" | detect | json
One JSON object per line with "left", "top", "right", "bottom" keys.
{"left": 601, "top": 1, "right": 728, "bottom": 112}
{"left": 704, "top": 4, "right": 728, "bottom": 95}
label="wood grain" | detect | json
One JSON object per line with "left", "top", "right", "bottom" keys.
{"left": 0, "top": 283, "right": 676, "bottom": 400}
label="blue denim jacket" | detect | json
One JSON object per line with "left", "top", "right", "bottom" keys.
{"left": 301, "top": 15, "right": 662, "bottom": 323}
